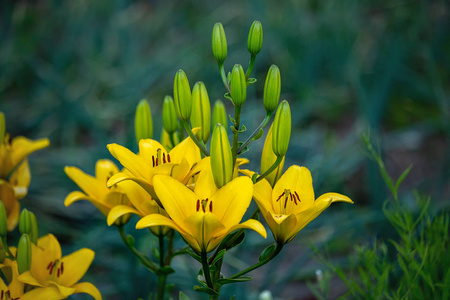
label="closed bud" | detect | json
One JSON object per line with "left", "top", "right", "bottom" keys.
{"left": 162, "top": 96, "right": 178, "bottom": 134}
{"left": 173, "top": 69, "right": 192, "bottom": 121}
{"left": 135, "top": 99, "right": 153, "bottom": 143}
{"left": 191, "top": 82, "right": 211, "bottom": 143}
{"left": 17, "top": 234, "right": 31, "bottom": 274}
{"left": 210, "top": 124, "right": 233, "bottom": 189}
{"left": 212, "top": 22, "right": 227, "bottom": 65}
{"left": 230, "top": 64, "right": 246, "bottom": 107}
{"left": 272, "top": 100, "right": 291, "bottom": 157}
{"left": 0, "top": 202, "right": 7, "bottom": 237}
{"left": 247, "top": 20, "right": 263, "bottom": 56}
{"left": 263, "top": 65, "right": 281, "bottom": 113}
{"left": 19, "top": 209, "right": 32, "bottom": 236}
{"left": 160, "top": 128, "right": 173, "bottom": 151}
{"left": 261, "top": 124, "right": 285, "bottom": 187}
{"left": 29, "top": 212, "right": 38, "bottom": 244}
{"left": 212, "top": 100, "right": 227, "bottom": 128}
{"left": 0, "top": 112, "right": 5, "bottom": 144}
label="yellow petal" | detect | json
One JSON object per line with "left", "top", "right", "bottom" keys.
{"left": 273, "top": 165, "right": 315, "bottom": 214}
{"left": 8, "top": 261, "right": 24, "bottom": 297}
{"left": 226, "top": 219, "right": 267, "bottom": 239}
{"left": 10, "top": 159, "right": 31, "bottom": 199}
{"left": 64, "top": 191, "right": 112, "bottom": 216}
{"left": 138, "top": 139, "right": 166, "bottom": 161}
{"left": 153, "top": 175, "right": 198, "bottom": 224}
{"left": 193, "top": 158, "right": 217, "bottom": 199}
{"left": 136, "top": 214, "right": 186, "bottom": 236}
{"left": 107, "top": 143, "right": 152, "bottom": 181}
{"left": 268, "top": 212, "right": 298, "bottom": 244}
{"left": 18, "top": 270, "right": 43, "bottom": 287}
{"left": 107, "top": 205, "right": 140, "bottom": 226}
{"left": 184, "top": 212, "right": 225, "bottom": 253}
{"left": 316, "top": 192, "right": 353, "bottom": 204}
{"left": 64, "top": 166, "right": 106, "bottom": 200}
{"left": 73, "top": 282, "right": 102, "bottom": 300}
{"left": 169, "top": 134, "right": 201, "bottom": 166}
{"left": 116, "top": 180, "right": 152, "bottom": 213}
{"left": 9, "top": 137, "right": 49, "bottom": 174}
{"left": 21, "top": 286, "right": 65, "bottom": 300}
{"left": 107, "top": 173, "right": 158, "bottom": 201}
{"left": 49, "top": 282, "right": 76, "bottom": 298}
{"left": 58, "top": 248, "right": 95, "bottom": 287}
{"left": 95, "top": 159, "right": 119, "bottom": 184}
{"left": 37, "top": 234, "right": 62, "bottom": 261}
{"left": 252, "top": 178, "right": 274, "bottom": 216}
{"left": 211, "top": 176, "right": 253, "bottom": 229}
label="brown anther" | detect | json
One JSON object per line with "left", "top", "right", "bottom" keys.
{"left": 61, "top": 262, "right": 64, "bottom": 274}
{"left": 57, "top": 268, "right": 60, "bottom": 277}
{"left": 294, "top": 191, "right": 301, "bottom": 202}
{"left": 276, "top": 192, "right": 285, "bottom": 202}
{"left": 47, "top": 261, "right": 53, "bottom": 270}
{"left": 163, "top": 153, "right": 166, "bottom": 164}
{"left": 167, "top": 154, "right": 171, "bottom": 163}
{"left": 152, "top": 156, "right": 155, "bottom": 167}
{"left": 196, "top": 199, "right": 200, "bottom": 212}
{"left": 209, "top": 201, "right": 213, "bottom": 212}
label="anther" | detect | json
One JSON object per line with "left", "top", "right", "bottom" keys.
{"left": 167, "top": 154, "right": 171, "bottom": 163}
{"left": 294, "top": 191, "right": 301, "bottom": 202}
{"left": 209, "top": 201, "right": 213, "bottom": 212}
{"left": 163, "top": 153, "right": 167, "bottom": 164}
{"left": 276, "top": 192, "right": 285, "bottom": 202}
{"left": 57, "top": 268, "right": 60, "bottom": 277}
{"left": 152, "top": 156, "right": 155, "bottom": 167}
{"left": 61, "top": 262, "right": 64, "bottom": 274}
{"left": 196, "top": 199, "right": 200, "bottom": 212}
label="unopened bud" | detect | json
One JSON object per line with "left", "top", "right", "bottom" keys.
{"left": 212, "top": 100, "right": 227, "bottom": 129}
{"left": 261, "top": 124, "right": 285, "bottom": 186}
{"left": 263, "top": 65, "right": 281, "bottom": 113}
{"left": 212, "top": 22, "right": 227, "bottom": 65}
{"left": 29, "top": 211, "right": 38, "bottom": 244}
{"left": 173, "top": 70, "right": 192, "bottom": 122}
{"left": 210, "top": 124, "right": 233, "bottom": 189}
{"left": 0, "top": 202, "right": 7, "bottom": 237}
{"left": 230, "top": 64, "right": 246, "bottom": 107}
{"left": 162, "top": 95, "right": 178, "bottom": 134}
{"left": 160, "top": 128, "right": 173, "bottom": 150}
{"left": 19, "top": 209, "right": 32, "bottom": 236}
{"left": 135, "top": 99, "right": 153, "bottom": 143}
{"left": 17, "top": 234, "right": 31, "bottom": 274}
{"left": 247, "top": 20, "right": 263, "bottom": 56}
{"left": 272, "top": 100, "right": 291, "bottom": 157}
{"left": 191, "top": 82, "right": 211, "bottom": 143}
{"left": 0, "top": 112, "right": 5, "bottom": 144}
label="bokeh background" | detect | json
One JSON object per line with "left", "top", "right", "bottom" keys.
{"left": 1, "top": 0, "right": 449, "bottom": 299}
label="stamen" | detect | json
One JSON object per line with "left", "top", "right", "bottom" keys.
{"left": 294, "top": 191, "right": 301, "bottom": 202}
{"left": 276, "top": 192, "right": 285, "bottom": 202}
{"left": 163, "top": 153, "right": 166, "bottom": 164}
{"left": 57, "top": 268, "right": 60, "bottom": 277}
{"left": 61, "top": 262, "right": 64, "bottom": 274}
{"left": 47, "top": 261, "right": 53, "bottom": 270}
{"left": 49, "top": 263, "right": 55, "bottom": 275}
{"left": 167, "top": 154, "right": 171, "bottom": 162}
{"left": 152, "top": 156, "right": 155, "bottom": 167}
{"left": 1, "top": 290, "right": 4, "bottom": 299}
{"left": 209, "top": 201, "right": 213, "bottom": 212}
{"left": 196, "top": 199, "right": 200, "bottom": 212}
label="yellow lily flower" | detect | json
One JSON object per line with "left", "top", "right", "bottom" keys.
{"left": 136, "top": 174, "right": 267, "bottom": 253}
{"left": 0, "top": 261, "right": 24, "bottom": 300}
{"left": 18, "top": 234, "right": 101, "bottom": 300}
{"left": 106, "top": 134, "right": 201, "bottom": 200}
{"left": 253, "top": 165, "right": 353, "bottom": 244}
{"left": 106, "top": 180, "right": 170, "bottom": 236}
{"left": 64, "top": 159, "right": 131, "bottom": 224}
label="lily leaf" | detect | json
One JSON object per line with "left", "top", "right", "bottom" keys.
{"left": 252, "top": 128, "right": 264, "bottom": 141}
{"left": 212, "top": 249, "right": 226, "bottom": 266}
{"left": 217, "top": 276, "right": 253, "bottom": 285}
{"left": 222, "top": 231, "right": 245, "bottom": 250}
{"left": 155, "top": 266, "right": 175, "bottom": 276}
{"left": 179, "top": 291, "right": 191, "bottom": 300}
{"left": 186, "top": 249, "right": 202, "bottom": 263}
{"left": 259, "top": 244, "right": 277, "bottom": 262}
{"left": 194, "top": 285, "right": 219, "bottom": 296}
{"left": 246, "top": 78, "right": 257, "bottom": 86}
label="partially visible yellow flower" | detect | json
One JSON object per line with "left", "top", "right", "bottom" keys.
{"left": 107, "top": 180, "right": 170, "bottom": 236}
{"left": 253, "top": 165, "right": 353, "bottom": 244}
{"left": 0, "top": 261, "right": 24, "bottom": 300}
{"left": 18, "top": 234, "right": 101, "bottom": 300}
{"left": 64, "top": 160, "right": 131, "bottom": 224}
{"left": 106, "top": 133, "right": 201, "bottom": 200}
{"left": 136, "top": 173, "right": 266, "bottom": 253}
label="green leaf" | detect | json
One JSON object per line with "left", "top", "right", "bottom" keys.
{"left": 212, "top": 249, "right": 226, "bottom": 266}
{"left": 246, "top": 78, "right": 257, "bottom": 85}
{"left": 224, "top": 93, "right": 232, "bottom": 102}
{"left": 252, "top": 128, "right": 264, "bottom": 141}
{"left": 194, "top": 285, "right": 219, "bottom": 296}
{"left": 259, "top": 244, "right": 276, "bottom": 262}
{"left": 230, "top": 296, "right": 236, "bottom": 300}
{"left": 228, "top": 115, "right": 236, "bottom": 124}
{"left": 394, "top": 164, "right": 412, "bottom": 193}
{"left": 155, "top": 266, "right": 175, "bottom": 276}
{"left": 179, "top": 291, "right": 191, "bottom": 300}
{"left": 251, "top": 173, "right": 259, "bottom": 183}
{"left": 222, "top": 231, "right": 245, "bottom": 250}
{"left": 217, "top": 276, "right": 253, "bottom": 285}
{"left": 186, "top": 249, "right": 202, "bottom": 263}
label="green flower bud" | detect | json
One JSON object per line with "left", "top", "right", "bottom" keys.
{"left": 210, "top": 124, "right": 233, "bottom": 189}
{"left": 230, "top": 64, "right": 246, "bottom": 107}
{"left": 191, "top": 82, "right": 211, "bottom": 143}
{"left": 29, "top": 211, "right": 38, "bottom": 244}
{"left": 17, "top": 234, "right": 31, "bottom": 274}
{"left": 261, "top": 123, "right": 285, "bottom": 187}
{"left": 19, "top": 209, "right": 32, "bottom": 236}
{"left": 263, "top": 65, "right": 281, "bottom": 113}
{"left": 247, "top": 20, "right": 263, "bottom": 56}
{"left": 173, "top": 69, "right": 192, "bottom": 121}
{"left": 272, "top": 100, "right": 291, "bottom": 157}
{"left": 0, "top": 112, "right": 5, "bottom": 144}
{"left": 135, "top": 99, "right": 153, "bottom": 143}
{"left": 160, "top": 128, "right": 173, "bottom": 151}
{"left": 0, "top": 202, "right": 7, "bottom": 237}
{"left": 162, "top": 95, "right": 178, "bottom": 134}
{"left": 212, "top": 100, "right": 227, "bottom": 128}
{"left": 212, "top": 22, "right": 227, "bottom": 65}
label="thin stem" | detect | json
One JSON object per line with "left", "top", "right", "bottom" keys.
{"left": 219, "top": 63, "right": 231, "bottom": 94}
{"left": 156, "top": 274, "right": 167, "bottom": 300}
{"left": 227, "top": 243, "right": 283, "bottom": 280}
{"left": 158, "top": 234, "right": 165, "bottom": 267}
{"left": 232, "top": 105, "right": 242, "bottom": 169}
{"left": 1, "top": 237, "right": 14, "bottom": 258}
{"left": 182, "top": 121, "right": 209, "bottom": 156}
{"left": 255, "top": 156, "right": 283, "bottom": 183}
{"left": 117, "top": 226, "right": 157, "bottom": 272}
{"left": 164, "top": 230, "right": 175, "bottom": 265}
{"left": 245, "top": 54, "right": 256, "bottom": 80}
{"left": 237, "top": 113, "right": 272, "bottom": 154}
{"left": 201, "top": 251, "right": 214, "bottom": 289}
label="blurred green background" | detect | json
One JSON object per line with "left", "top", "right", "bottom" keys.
{"left": 1, "top": 0, "right": 449, "bottom": 299}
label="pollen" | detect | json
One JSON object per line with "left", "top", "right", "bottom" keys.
{"left": 196, "top": 198, "right": 213, "bottom": 213}
{"left": 276, "top": 189, "right": 301, "bottom": 214}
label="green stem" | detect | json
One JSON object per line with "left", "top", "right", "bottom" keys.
{"left": 1, "top": 237, "right": 14, "bottom": 258}
{"left": 201, "top": 251, "right": 214, "bottom": 289}
{"left": 227, "top": 243, "right": 283, "bottom": 280}
{"left": 245, "top": 54, "right": 256, "bottom": 80}
{"left": 158, "top": 234, "right": 165, "bottom": 267}
{"left": 156, "top": 274, "right": 167, "bottom": 300}
{"left": 164, "top": 230, "right": 175, "bottom": 265}
{"left": 255, "top": 156, "right": 283, "bottom": 183}
{"left": 219, "top": 63, "right": 231, "bottom": 94}
{"left": 237, "top": 113, "right": 271, "bottom": 154}
{"left": 117, "top": 226, "right": 157, "bottom": 272}
{"left": 232, "top": 105, "right": 242, "bottom": 169}
{"left": 182, "top": 121, "right": 209, "bottom": 156}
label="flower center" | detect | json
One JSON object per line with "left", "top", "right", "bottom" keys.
{"left": 47, "top": 259, "right": 64, "bottom": 279}
{"left": 0, "top": 290, "right": 20, "bottom": 300}
{"left": 196, "top": 198, "right": 212, "bottom": 213}
{"left": 152, "top": 148, "right": 171, "bottom": 167}
{"left": 276, "top": 189, "right": 301, "bottom": 214}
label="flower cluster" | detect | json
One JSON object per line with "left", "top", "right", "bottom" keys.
{"left": 63, "top": 21, "right": 353, "bottom": 298}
